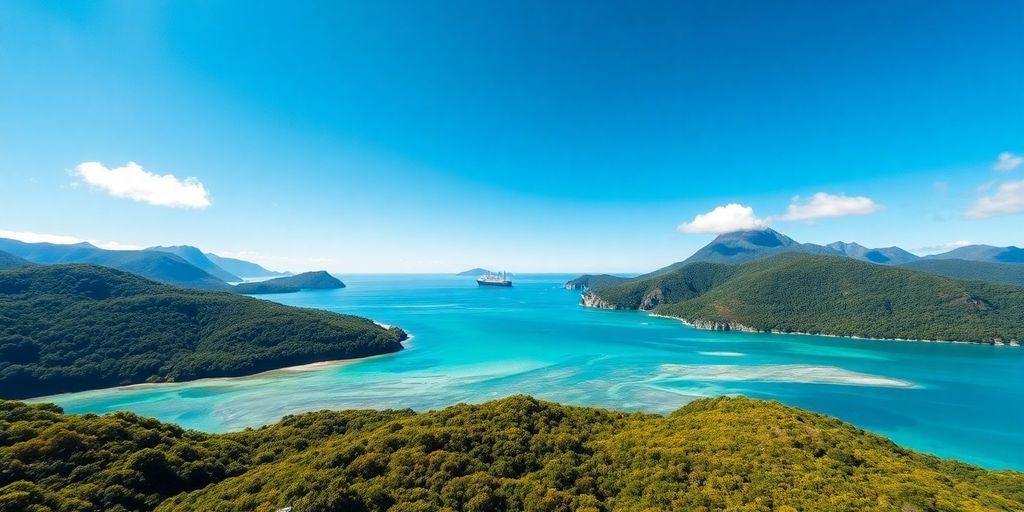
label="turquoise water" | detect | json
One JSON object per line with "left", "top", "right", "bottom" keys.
{"left": 36, "top": 274, "right": 1024, "bottom": 470}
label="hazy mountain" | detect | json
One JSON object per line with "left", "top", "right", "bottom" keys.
{"left": 0, "top": 250, "right": 33, "bottom": 270}
{"left": 147, "top": 245, "right": 241, "bottom": 282}
{"left": 826, "top": 241, "right": 919, "bottom": 265}
{"left": 457, "top": 268, "right": 493, "bottom": 276}
{"left": 0, "top": 238, "right": 230, "bottom": 290}
{"left": 234, "top": 271, "right": 345, "bottom": 294}
{"left": 924, "top": 244, "right": 1024, "bottom": 264}
{"left": 900, "top": 259, "right": 1024, "bottom": 287}
{"left": 205, "top": 252, "right": 289, "bottom": 278}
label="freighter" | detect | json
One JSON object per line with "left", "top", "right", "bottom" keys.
{"left": 477, "top": 271, "right": 512, "bottom": 287}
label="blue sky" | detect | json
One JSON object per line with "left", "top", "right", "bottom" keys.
{"left": 1, "top": 0, "right": 1022, "bottom": 273}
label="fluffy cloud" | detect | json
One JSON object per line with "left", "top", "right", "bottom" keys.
{"left": 678, "top": 204, "right": 768, "bottom": 234}
{"left": 965, "top": 180, "right": 1024, "bottom": 219}
{"left": 994, "top": 152, "right": 1023, "bottom": 173}
{"left": 0, "top": 229, "right": 141, "bottom": 250}
{"left": 73, "top": 161, "right": 212, "bottom": 208}
{"left": 778, "top": 193, "right": 881, "bottom": 221}
{"left": 912, "top": 240, "right": 972, "bottom": 255}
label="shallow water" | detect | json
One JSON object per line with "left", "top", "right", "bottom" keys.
{"left": 35, "top": 274, "right": 1024, "bottom": 470}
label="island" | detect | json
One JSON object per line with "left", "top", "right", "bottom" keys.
{"left": 582, "top": 253, "right": 1024, "bottom": 344}
{"left": 457, "top": 267, "right": 492, "bottom": 276}
{"left": 233, "top": 270, "right": 345, "bottom": 294}
{"left": 2, "top": 395, "right": 1021, "bottom": 511}
{"left": 0, "top": 264, "right": 404, "bottom": 398}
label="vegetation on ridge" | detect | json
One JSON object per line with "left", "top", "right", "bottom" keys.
{"left": 589, "top": 254, "right": 1024, "bottom": 343}
{"left": 0, "top": 264, "right": 406, "bottom": 398}
{"left": 233, "top": 271, "right": 345, "bottom": 295}
{"left": 1, "top": 396, "right": 1021, "bottom": 512}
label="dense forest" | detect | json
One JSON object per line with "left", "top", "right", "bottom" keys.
{"left": 899, "top": 259, "right": 1024, "bottom": 287}
{"left": 589, "top": 254, "right": 1024, "bottom": 343}
{"left": 234, "top": 271, "right": 345, "bottom": 295}
{"left": 0, "top": 265, "right": 406, "bottom": 398}
{"left": 1, "top": 396, "right": 1021, "bottom": 511}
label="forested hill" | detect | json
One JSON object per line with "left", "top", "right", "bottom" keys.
{"left": 588, "top": 254, "right": 1024, "bottom": 344}
{"left": 0, "top": 250, "right": 32, "bottom": 269}
{"left": 234, "top": 271, "right": 345, "bottom": 294}
{"left": 0, "top": 264, "right": 406, "bottom": 398}
{"left": 2, "top": 396, "right": 1021, "bottom": 512}
{"left": 899, "top": 259, "right": 1024, "bottom": 287}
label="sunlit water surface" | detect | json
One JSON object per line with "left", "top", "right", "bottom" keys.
{"left": 35, "top": 274, "right": 1024, "bottom": 470}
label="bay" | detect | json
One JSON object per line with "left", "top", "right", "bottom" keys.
{"left": 35, "top": 274, "right": 1024, "bottom": 470}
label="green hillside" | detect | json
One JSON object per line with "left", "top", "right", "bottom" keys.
{"left": 899, "top": 259, "right": 1024, "bottom": 287}
{"left": 147, "top": 246, "right": 241, "bottom": 282}
{"left": 234, "top": 271, "right": 345, "bottom": 294}
{"left": 0, "top": 265, "right": 406, "bottom": 398}
{"left": 587, "top": 262, "right": 736, "bottom": 309}
{"left": 591, "top": 254, "right": 1024, "bottom": 343}
{"left": 563, "top": 273, "right": 630, "bottom": 291}
{"left": 2, "top": 396, "right": 1021, "bottom": 512}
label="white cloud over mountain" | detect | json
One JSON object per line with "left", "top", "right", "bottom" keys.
{"left": 73, "top": 161, "right": 212, "bottom": 208}
{"left": 0, "top": 229, "right": 141, "bottom": 250}
{"left": 678, "top": 204, "right": 768, "bottom": 234}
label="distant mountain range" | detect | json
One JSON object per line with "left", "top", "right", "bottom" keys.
{"left": 205, "top": 252, "right": 289, "bottom": 278}
{"left": 567, "top": 228, "right": 1024, "bottom": 290}
{"left": 0, "top": 250, "right": 33, "bottom": 270}
{"left": 0, "top": 238, "right": 294, "bottom": 291}
{"left": 583, "top": 253, "right": 1024, "bottom": 344}
{"left": 147, "top": 245, "right": 242, "bottom": 282}
{"left": 234, "top": 271, "right": 345, "bottom": 294}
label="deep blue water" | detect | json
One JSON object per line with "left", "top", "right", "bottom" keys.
{"left": 35, "top": 274, "right": 1024, "bottom": 470}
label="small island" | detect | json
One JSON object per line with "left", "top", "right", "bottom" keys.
{"left": 233, "top": 271, "right": 345, "bottom": 294}
{"left": 457, "top": 267, "right": 492, "bottom": 276}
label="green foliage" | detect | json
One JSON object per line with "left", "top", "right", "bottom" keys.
{"left": 592, "top": 262, "right": 736, "bottom": 309}
{"left": 562, "top": 274, "right": 630, "bottom": 291}
{"left": 234, "top": 271, "right": 345, "bottom": 295}
{"left": 4, "top": 396, "right": 1019, "bottom": 511}
{"left": 899, "top": 259, "right": 1024, "bottom": 287}
{"left": 0, "top": 265, "right": 406, "bottom": 398}
{"left": 592, "top": 254, "right": 1024, "bottom": 343}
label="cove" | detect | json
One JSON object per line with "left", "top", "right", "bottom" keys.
{"left": 34, "top": 274, "right": 1024, "bottom": 470}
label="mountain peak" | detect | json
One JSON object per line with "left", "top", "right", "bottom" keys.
{"left": 711, "top": 228, "right": 797, "bottom": 249}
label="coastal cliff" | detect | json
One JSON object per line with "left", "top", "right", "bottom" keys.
{"left": 581, "top": 291, "right": 618, "bottom": 309}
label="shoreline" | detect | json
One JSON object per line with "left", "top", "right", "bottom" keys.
{"left": 29, "top": 331, "right": 414, "bottom": 401}
{"left": 644, "top": 313, "right": 1021, "bottom": 347}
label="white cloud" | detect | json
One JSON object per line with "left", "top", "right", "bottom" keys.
{"left": 0, "top": 229, "right": 142, "bottom": 250}
{"left": 678, "top": 204, "right": 768, "bottom": 234}
{"left": 777, "top": 192, "right": 881, "bottom": 221}
{"left": 73, "top": 161, "right": 212, "bottom": 208}
{"left": 965, "top": 180, "right": 1024, "bottom": 219}
{"left": 994, "top": 152, "right": 1023, "bottom": 173}
{"left": 912, "top": 240, "right": 972, "bottom": 255}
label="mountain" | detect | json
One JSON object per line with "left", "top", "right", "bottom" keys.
{"left": 0, "top": 250, "right": 32, "bottom": 270}
{"left": 205, "top": 252, "right": 289, "bottom": 278}
{"left": 4, "top": 396, "right": 1021, "bottom": 512}
{"left": 647, "top": 228, "right": 841, "bottom": 276}
{"left": 925, "top": 244, "right": 1024, "bottom": 264}
{"left": 827, "top": 241, "right": 919, "bottom": 264}
{"left": 900, "top": 259, "right": 1024, "bottom": 287}
{"left": 147, "top": 245, "right": 241, "bottom": 282}
{"left": 586, "top": 253, "right": 1024, "bottom": 344}
{"left": 457, "top": 267, "right": 492, "bottom": 276}
{"left": 234, "top": 271, "right": 345, "bottom": 294}
{"left": 0, "top": 264, "right": 405, "bottom": 398}
{"left": 0, "top": 238, "right": 230, "bottom": 290}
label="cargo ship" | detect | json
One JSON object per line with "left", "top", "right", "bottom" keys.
{"left": 477, "top": 271, "right": 512, "bottom": 287}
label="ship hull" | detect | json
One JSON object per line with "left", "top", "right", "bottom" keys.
{"left": 477, "top": 280, "right": 512, "bottom": 287}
